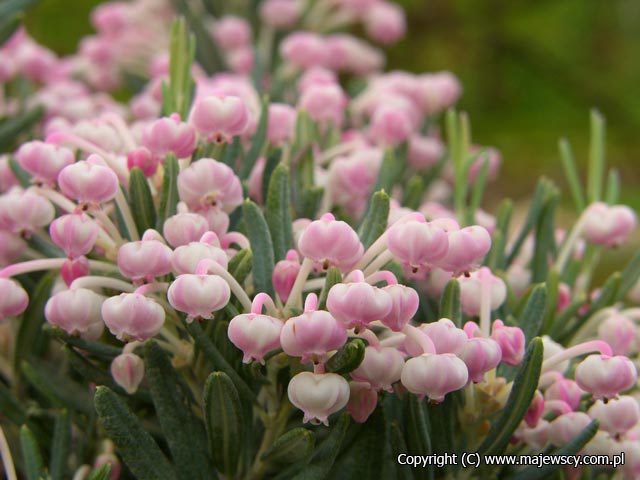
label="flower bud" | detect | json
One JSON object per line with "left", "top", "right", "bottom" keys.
{"left": 326, "top": 279, "right": 392, "bottom": 330}
{"left": 347, "top": 382, "right": 378, "bottom": 423}
{"left": 177, "top": 158, "right": 243, "bottom": 213}
{"left": 212, "top": 16, "right": 252, "bottom": 50}
{"left": 297, "top": 213, "right": 363, "bottom": 271}
{"left": 117, "top": 239, "right": 173, "bottom": 282}
{"left": 436, "top": 225, "right": 491, "bottom": 274}
{"left": 0, "top": 231, "right": 26, "bottom": 267}
{"left": 459, "top": 269, "right": 507, "bottom": 316}
{"left": 0, "top": 156, "right": 19, "bottom": 192}
{"left": 127, "top": 147, "right": 160, "bottom": 177}
{"left": 459, "top": 337, "right": 502, "bottom": 383}
{"left": 111, "top": 352, "right": 145, "bottom": 394}
{"left": 162, "top": 212, "right": 210, "bottom": 248}
{"left": 298, "top": 84, "right": 347, "bottom": 126}
{"left": 364, "top": 2, "right": 406, "bottom": 45}
{"left": 588, "top": 396, "right": 640, "bottom": 436}
{"left": 575, "top": 354, "right": 638, "bottom": 400}
{"left": 15, "top": 141, "right": 74, "bottom": 185}
{"left": 272, "top": 250, "right": 301, "bottom": 303}
{"left": 45, "top": 288, "right": 104, "bottom": 340}
{"left": 597, "top": 312, "right": 637, "bottom": 356}
{"left": 60, "top": 256, "right": 90, "bottom": 287}
{"left": 401, "top": 353, "right": 468, "bottom": 402}
{"left": 407, "top": 136, "right": 443, "bottom": 171}
{"left": 280, "top": 32, "right": 328, "bottom": 69}
{"left": 0, "top": 278, "right": 29, "bottom": 321}
{"left": 491, "top": 320, "right": 525, "bottom": 366}
{"left": 351, "top": 346, "right": 404, "bottom": 392}
{"left": 171, "top": 241, "right": 228, "bottom": 275}
{"left": 544, "top": 378, "right": 584, "bottom": 411}
{"left": 0, "top": 188, "right": 55, "bottom": 234}
{"left": 369, "top": 104, "right": 414, "bottom": 146}
{"left": 228, "top": 313, "right": 284, "bottom": 363}
{"left": 418, "top": 72, "right": 462, "bottom": 114}
{"left": 101, "top": 293, "right": 165, "bottom": 341}
{"left": 379, "top": 284, "right": 419, "bottom": 332}
{"left": 288, "top": 372, "right": 350, "bottom": 425}
{"left": 167, "top": 273, "right": 230, "bottom": 320}
{"left": 189, "top": 96, "right": 250, "bottom": 141}
{"left": 387, "top": 219, "right": 449, "bottom": 273}
{"left": 267, "top": 103, "right": 296, "bottom": 144}
{"left": 58, "top": 156, "right": 119, "bottom": 204}
{"left": 260, "top": 0, "right": 301, "bottom": 29}
{"left": 583, "top": 202, "right": 636, "bottom": 247}
{"left": 280, "top": 310, "right": 347, "bottom": 363}
{"left": 49, "top": 213, "right": 99, "bottom": 258}
{"left": 142, "top": 113, "right": 196, "bottom": 159}
{"left": 548, "top": 412, "right": 592, "bottom": 447}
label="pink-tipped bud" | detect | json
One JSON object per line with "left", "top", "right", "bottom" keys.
{"left": 260, "top": 0, "right": 301, "bottom": 28}
{"left": 408, "top": 136, "right": 444, "bottom": 171}
{"left": 101, "top": 293, "right": 165, "bottom": 342}
{"left": 60, "top": 256, "right": 90, "bottom": 287}
{"left": 212, "top": 16, "right": 252, "bottom": 49}
{"left": 459, "top": 337, "right": 502, "bottom": 383}
{"left": 387, "top": 219, "right": 449, "bottom": 273}
{"left": 0, "top": 188, "right": 54, "bottom": 234}
{"left": 162, "top": 212, "right": 210, "bottom": 248}
{"left": 228, "top": 313, "right": 283, "bottom": 363}
{"left": 418, "top": 318, "right": 468, "bottom": 355}
{"left": 379, "top": 284, "right": 419, "bottom": 332}
{"left": 583, "top": 202, "right": 636, "bottom": 247}
{"left": 347, "top": 381, "right": 378, "bottom": 423}
{"left": 436, "top": 225, "right": 491, "bottom": 274}
{"left": 369, "top": 104, "right": 414, "bottom": 146}
{"left": 127, "top": 147, "right": 160, "bottom": 177}
{"left": 351, "top": 346, "right": 404, "bottom": 392}
{"left": 401, "top": 353, "right": 468, "bottom": 403}
{"left": 288, "top": 372, "right": 350, "bottom": 425}
{"left": 117, "top": 239, "right": 173, "bottom": 282}
{"left": 589, "top": 396, "right": 640, "bottom": 436}
{"left": 272, "top": 250, "right": 301, "bottom": 302}
{"left": 171, "top": 240, "right": 228, "bottom": 276}
{"left": 280, "top": 32, "right": 328, "bottom": 69}
{"left": 93, "top": 452, "right": 121, "bottom": 480}
{"left": 45, "top": 288, "right": 104, "bottom": 340}
{"left": 524, "top": 391, "right": 545, "bottom": 428}
{"left": 544, "top": 378, "right": 584, "bottom": 411}
{"left": 548, "top": 412, "right": 592, "bottom": 447}
{"left": 111, "top": 352, "right": 145, "bottom": 394}
{"left": 177, "top": 158, "right": 243, "bottom": 213}
{"left": 58, "top": 156, "right": 119, "bottom": 204}
{"left": 142, "top": 113, "right": 196, "bottom": 159}
{"left": 575, "top": 354, "right": 638, "bottom": 400}
{"left": 491, "top": 320, "right": 525, "bottom": 366}
{"left": 267, "top": 103, "right": 296, "bottom": 144}
{"left": 0, "top": 278, "right": 29, "bottom": 321}
{"left": 298, "top": 84, "right": 347, "bottom": 127}
{"left": 15, "top": 141, "right": 74, "bottom": 185}
{"left": 167, "top": 273, "right": 230, "bottom": 321}
{"left": 297, "top": 213, "right": 364, "bottom": 271}
{"left": 459, "top": 269, "right": 507, "bottom": 316}
{"left": 280, "top": 309, "right": 347, "bottom": 364}
{"left": 326, "top": 279, "right": 392, "bottom": 330}
{"left": 364, "top": 2, "right": 406, "bottom": 45}
{"left": 49, "top": 213, "right": 99, "bottom": 258}
{"left": 189, "top": 96, "right": 250, "bottom": 141}
{"left": 597, "top": 312, "right": 637, "bottom": 356}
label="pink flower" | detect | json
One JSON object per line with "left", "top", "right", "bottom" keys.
{"left": 298, "top": 83, "right": 347, "bottom": 126}
{"left": 167, "top": 273, "right": 230, "bottom": 321}
{"left": 491, "top": 320, "right": 525, "bottom": 366}
{"left": 346, "top": 381, "right": 378, "bottom": 423}
{"left": 583, "top": 202, "right": 636, "bottom": 247}
{"left": 162, "top": 212, "right": 210, "bottom": 248}
{"left": 117, "top": 239, "right": 173, "bottom": 282}
{"left": 459, "top": 337, "right": 502, "bottom": 383}
{"left": 49, "top": 213, "right": 99, "bottom": 259}
{"left": 575, "top": 354, "right": 638, "bottom": 400}
{"left": 280, "top": 32, "right": 328, "bottom": 69}
{"left": 0, "top": 188, "right": 55, "bottom": 234}
{"left": 401, "top": 353, "right": 468, "bottom": 402}
{"left": 101, "top": 293, "right": 165, "bottom": 342}
{"left": 212, "top": 16, "right": 252, "bottom": 50}
{"left": 0, "top": 278, "right": 29, "bottom": 321}
{"left": 364, "top": 2, "right": 406, "bottom": 45}
{"left": 142, "top": 113, "right": 197, "bottom": 158}
{"left": 379, "top": 284, "right": 419, "bottom": 332}
{"left": 177, "top": 158, "right": 243, "bottom": 213}
{"left": 111, "top": 353, "right": 145, "bottom": 394}
{"left": 288, "top": 372, "right": 350, "bottom": 425}
{"left": 548, "top": 412, "right": 591, "bottom": 447}
{"left": 267, "top": 103, "right": 296, "bottom": 144}
{"left": 459, "top": 269, "right": 507, "bottom": 316}
{"left": 190, "top": 96, "right": 250, "bottom": 142}
{"left": 228, "top": 313, "right": 283, "bottom": 363}
{"left": 272, "top": 250, "right": 301, "bottom": 303}
{"left": 387, "top": 218, "right": 449, "bottom": 273}
{"left": 280, "top": 308, "right": 347, "bottom": 364}
{"left": 15, "top": 141, "right": 74, "bottom": 185}
{"left": 58, "top": 155, "right": 119, "bottom": 204}
{"left": 351, "top": 346, "right": 404, "bottom": 392}
{"left": 326, "top": 278, "right": 392, "bottom": 330}
{"left": 260, "top": 0, "right": 301, "bottom": 28}
{"left": 588, "top": 396, "right": 640, "bottom": 436}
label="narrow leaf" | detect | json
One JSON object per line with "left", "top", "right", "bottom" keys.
{"left": 128, "top": 167, "right": 157, "bottom": 234}
{"left": 405, "top": 395, "right": 433, "bottom": 480}
{"left": 261, "top": 428, "right": 315, "bottom": 464}
{"left": 157, "top": 154, "right": 179, "bottom": 229}
{"left": 359, "top": 190, "right": 390, "bottom": 249}
{"left": 50, "top": 410, "right": 71, "bottom": 480}
{"left": 519, "top": 284, "right": 547, "bottom": 343}
{"left": 241, "top": 96, "right": 269, "bottom": 178}
{"left": 348, "top": 407, "right": 387, "bottom": 479}
{"left": 439, "top": 279, "right": 462, "bottom": 327}
{"left": 88, "top": 465, "right": 113, "bottom": 480}
{"left": 587, "top": 109, "right": 605, "bottom": 203}
{"left": 0, "top": 106, "right": 44, "bottom": 151}
{"left": 20, "top": 425, "right": 45, "bottom": 480}
{"left": 326, "top": 338, "right": 366, "bottom": 374}
{"left": 243, "top": 199, "right": 275, "bottom": 296}
{"left": 318, "top": 268, "right": 342, "bottom": 310}
{"left": 228, "top": 248, "right": 253, "bottom": 285}
{"left": 559, "top": 138, "right": 585, "bottom": 211}
{"left": 618, "top": 251, "right": 640, "bottom": 301}
{"left": 265, "top": 164, "right": 294, "bottom": 261}
{"left": 605, "top": 169, "right": 620, "bottom": 204}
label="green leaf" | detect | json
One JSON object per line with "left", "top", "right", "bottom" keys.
{"left": 519, "top": 284, "right": 547, "bottom": 343}
{"left": 618, "top": 251, "right": 640, "bottom": 301}
{"left": 48, "top": 410, "right": 71, "bottom": 480}
{"left": 0, "top": 15, "right": 20, "bottom": 47}
{"left": 300, "top": 186, "right": 323, "bottom": 219}
{"left": 48, "top": 326, "right": 121, "bottom": 360}
{"left": 0, "top": 106, "right": 44, "bottom": 152}
{"left": 390, "top": 422, "right": 414, "bottom": 480}
{"left": 587, "top": 109, "right": 605, "bottom": 203}
{"left": 87, "top": 465, "right": 113, "bottom": 480}
{"left": 221, "top": 136, "right": 242, "bottom": 168}
{"left": 531, "top": 191, "right": 558, "bottom": 283}
{"left": 165, "top": 18, "right": 196, "bottom": 118}
{"left": 374, "top": 149, "right": 399, "bottom": 195}
{"left": 94, "top": 386, "right": 176, "bottom": 480}
{"left": 20, "top": 425, "right": 45, "bottom": 480}
{"left": 243, "top": 199, "right": 275, "bottom": 297}
{"left": 265, "top": 164, "right": 294, "bottom": 261}
{"left": 477, "top": 337, "right": 543, "bottom": 456}
{"left": 290, "top": 413, "right": 350, "bottom": 480}
{"left": 605, "top": 169, "right": 620, "bottom": 204}
{"left": 157, "top": 154, "right": 180, "bottom": 229}
{"left": 0, "top": 381, "right": 26, "bottom": 425}
{"left": 466, "top": 154, "right": 490, "bottom": 225}
{"left": 326, "top": 338, "right": 366, "bottom": 375}
{"left": 228, "top": 248, "right": 253, "bottom": 285}
{"left": 318, "top": 267, "right": 342, "bottom": 310}
{"left": 203, "top": 372, "right": 244, "bottom": 476}
{"left": 558, "top": 138, "right": 585, "bottom": 211}
{"left": 8, "top": 156, "right": 31, "bottom": 187}
{"left": 405, "top": 395, "right": 433, "bottom": 480}
{"left": 186, "top": 321, "right": 256, "bottom": 404}
{"left": 261, "top": 428, "right": 315, "bottom": 464}
{"left": 261, "top": 148, "right": 283, "bottom": 201}
{"left": 403, "top": 175, "right": 425, "bottom": 210}
{"left": 359, "top": 190, "right": 390, "bottom": 249}
{"left": 128, "top": 167, "right": 157, "bottom": 235}
{"left": 0, "top": 0, "right": 37, "bottom": 18}
{"left": 241, "top": 96, "right": 269, "bottom": 178}
{"left": 439, "top": 279, "right": 462, "bottom": 327}
{"left": 510, "top": 420, "right": 599, "bottom": 480}
{"left": 144, "top": 342, "right": 209, "bottom": 480}
{"left": 579, "top": 272, "right": 621, "bottom": 321}
{"left": 348, "top": 407, "right": 387, "bottom": 479}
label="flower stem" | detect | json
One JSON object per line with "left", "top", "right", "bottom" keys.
{"left": 541, "top": 340, "right": 612, "bottom": 373}
{"left": 285, "top": 257, "right": 314, "bottom": 311}
{"left": 195, "top": 259, "right": 252, "bottom": 312}
{"left": 70, "top": 276, "right": 134, "bottom": 292}
{"left": 363, "top": 249, "right": 395, "bottom": 277}
{"left": 0, "top": 425, "right": 17, "bottom": 480}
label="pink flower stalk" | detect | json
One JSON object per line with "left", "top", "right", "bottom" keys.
{"left": 288, "top": 371, "right": 350, "bottom": 425}
{"left": 61, "top": 256, "right": 90, "bottom": 287}
{"left": 351, "top": 346, "right": 404, "bottom": 392}
{"left": 57, "top": 155, "right": 119, "bottom": 204}
{"left": 297, "top": 213, "right": 364, "bottom": 271}
{"left": 177, "top": 158, "right": 243, "bottom": 213}
{"left": 298, "top": 83, "right": 347, "bottom": 127}
{"left": 111, "top": 352, "right": 145, "bottom": 394}
{"left": 491, "top": 320, "right": 525, "bottom": 366}
{"left": 596, "top": 312, "right": 637, "bottom": 356}
{"left": 272, "top": 250, "right": 301, "bottom": 303}
{"left": 436, "top": 225, "right": 492, "bottom": 275}
{"left": 267, "top": 104, "right": 296, "bottom": 144}
{"left": 45, "top": 288, "right": 104, "bottom": 340}
{"left": 386, "top": 217, "right": 449, "bottom": 273}
{"left": 212, "top": 16, "right": 252, "bottom": 50}
{"left": 49, "top": 213, "right": 99, "bottom": 259}
{"left": 588, "top": 396, "right": 640, "bottom": 436}
{"left": 15, "top": 141, "right": 74, "bottom": 185}
{"left": 167, "top": 272, "right": 230, "bottom": 321}
{"left": 117, "top": 238, "right": 173, "bottom": 282}
{"left": 347, "top": 381, "right": 378, "bottom": 423}
{"left": 379, "top": 284, "right": 419, "bottom": 332}
{"left": 162, "top": 212, "right": 210, "bottom": 248}
{"left": 407, "top": 136, "right": 444, "bottom": 171}
{"left": 364, "top": 2, "right": 406, "bottom": 45}
{"left": 459, "top": 337, "right": 502, "bottom": 383}
{"left": 0, "top": 278, "right": 29, "bottom": 321}
{"left": 326, "top": 273, "right": 392, "bottom": 330}
{"left": 189, "top": 96, "right": 250, "bottom": 142}
{"left": 127, "top": 146, "right": 160, "bottom": 177}
{"left": 544, "top": 378, "right": 585, "bottom": 411}
{"left": 142, "top": 113, "right": 197, "bottom": 158}
{"left": 0, "top": 188, "right": 55, "bottom": 234}
{"left": 260, "top": 0, "right": 301, "bottom": 29}
{"left": 548, "top": 412, "right": 592, "bottom": 447}
{"left": 582, "top": 202, "right": 637, "bottom": 247}
{"left": 459, "top": 269, "right": 507, "bottom": 316}
{"left": 400, "top": 353, "right": 468, "bottom": 403}
{"left": 575, "top": 354, "right": 638, "bottom": 400}
{"left": 280, "top": 32, "right": 328, "bottom": 69}
{"left": 101, "top": 293, "right": 165, "bottom": 342}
